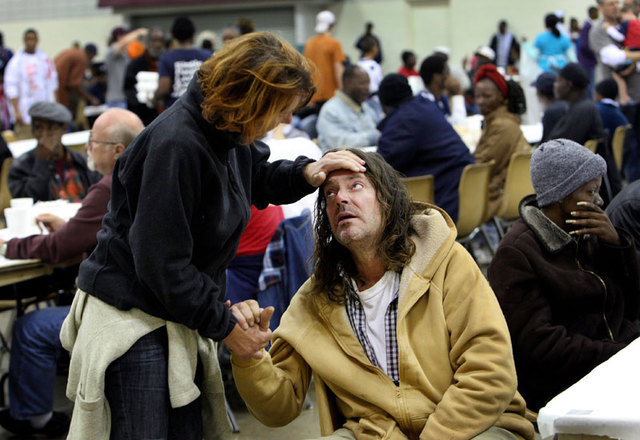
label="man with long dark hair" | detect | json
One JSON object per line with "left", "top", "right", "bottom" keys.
{"left": 231, "top": 149, "right": 535, "bottom": 440}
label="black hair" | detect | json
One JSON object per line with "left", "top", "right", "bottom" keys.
{"left": 589, "top": 6, "right": 598, "bottom": 14}
{"left": 595, "top": 78, "right": 619, "bottom": 100}
{"left": 171, "top": 16, "right": 196, "bottom": 42}
{"left": 237, "top": 17, "right": 255, "bottom": 35}
{"left": 401, "top": 50, "right": 415, "bottom": 65}
{"left": 24, "top": 28, "right": 38, "bottom": 38}
{"left": 545, "top": 13, "right": 560, "bottom": 38}
{"left": 419, "top": 55, "right": 446, "bottom": 86}
{"left": 201, "top": 39, "right": 213, "bottom": 51}
{"left": 507, "top": 80, "right": 527, "bottom": 115}
{"left": 342, "top": 64, "right": 363, "bottom": 84}
{"left": 359, "top": 35, "right": 377, "bottom": 54}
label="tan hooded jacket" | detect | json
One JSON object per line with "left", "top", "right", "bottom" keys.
{"left": 232, "top": 205, "right": 534, "bottom": 440}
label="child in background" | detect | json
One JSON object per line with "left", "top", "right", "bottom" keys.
{"left": 398, "top": 50, "right": 419, "bottom": 78}
{"left": 356, "top": 35, "right": 383, "bottom": 118}
{"left": 604, "top": 5, "right": 640, "bottom": 71}
{"left": 356, "top": 35, "right": 383, "bottom": 95}
{"left": 602, "top": 5, "right": 639, "bottom": 104}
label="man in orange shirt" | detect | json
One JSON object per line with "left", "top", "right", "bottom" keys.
{"left": 303, "top": 10, "right": 346, "bottom": 109}
{"left": 55, "top": 43, "right": 99, "bottom": 119}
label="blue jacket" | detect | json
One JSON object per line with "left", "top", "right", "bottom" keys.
{"left": 377, "top": 94, "right": 474, "bottom": 222}
{"left": 257, "top": 213, "right": 314, "bottom": 331}
{"left": 596, "top": 100, "right": 630, "bottom": 147}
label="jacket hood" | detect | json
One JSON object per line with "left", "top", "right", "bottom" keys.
{"left": 519, "top": 194, "right": 573, "bottom": 253}
{"left": 405, "top": 202, "right": 457, "bottom": 280}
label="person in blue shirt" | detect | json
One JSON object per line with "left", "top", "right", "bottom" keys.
{"left": 595, "top": 78, "right": 630, "bottom": 147}
{"left": 595, "top": 78, "right": 640, "bottom": 181}
{"left": 153, "top": 16, "right": 211, "bottom": 109}
{"left": 376, "top": 73, "right": 474, "bottom": 222}
{"left": 525, "top": 13, "right": 576, "bottom": 73}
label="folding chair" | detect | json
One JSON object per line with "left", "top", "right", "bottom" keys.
{"left": 455, "top": 161, "right": 495, "bottom": 258}
{"left": 493, "top": 151, "right": 534, "bottom": 238}
{"left": 402, "top": 174, "right": 435, "bottom": 204}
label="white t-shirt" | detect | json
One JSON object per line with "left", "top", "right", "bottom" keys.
{"left": 4, "top": 49, "right": 58, "bottom": 124}
{"left": 351, "top": 271, "right": 400, "bottom": 375}
{"left": 357, "top": 58, "right": 384, "bottom": 94}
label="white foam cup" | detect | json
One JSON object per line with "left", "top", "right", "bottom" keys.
{"left": 10, "top": 197, "right": 34, "bottom": 209}
{"left": 4, "top": 207, "right": 32, "bottom": 237}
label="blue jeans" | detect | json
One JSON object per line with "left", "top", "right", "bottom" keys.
{"left": 9, "top": 306, "right": 70, "bottom": 420}
{"left": 104, "top": 327, "right": 203, "bottom": 440}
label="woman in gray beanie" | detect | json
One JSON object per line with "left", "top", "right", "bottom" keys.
{"left": 487, "top": 138, "right": 640, "bottom": 411}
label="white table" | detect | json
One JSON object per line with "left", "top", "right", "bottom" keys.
{"left": 538, "top": 337, "right": 640, "bottom": 440}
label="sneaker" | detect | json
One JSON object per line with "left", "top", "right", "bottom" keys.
{"left": 35, "top": 412, "right": 70, "bottom": 437}
{"left": 0, "top": 409, "right": 70, "bottom": 437}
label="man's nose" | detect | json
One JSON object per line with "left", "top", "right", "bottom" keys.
{"left": 335, "top": 189, "right": 349, "bottom": 204}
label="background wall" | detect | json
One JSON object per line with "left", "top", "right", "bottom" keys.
{"left": 330, "top": 0, "right": 598, "bottom": 72}
{"left": 0, "top": 0, "right": 598, "bottom": 69}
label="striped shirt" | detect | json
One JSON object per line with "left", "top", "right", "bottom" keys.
{"left": 345, "top": 273, "right": 400, "bottom": 385}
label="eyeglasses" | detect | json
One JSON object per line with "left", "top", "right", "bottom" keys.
{"left": 88, "top": 132, "right": 118, "bottom": 147}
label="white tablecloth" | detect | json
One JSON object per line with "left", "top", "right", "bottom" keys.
{"left": 538, "top": 337, "right": 640, "bottom": 439}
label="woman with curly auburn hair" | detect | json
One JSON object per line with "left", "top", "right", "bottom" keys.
{"left": 60, "top": 31, "right": 365, "bottom": 439}
{"left": 198, "top": 32, "right": 316, "bottom": 143}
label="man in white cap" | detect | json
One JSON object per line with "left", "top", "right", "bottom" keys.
{"left": 8, "top": 101, "right": 100, "bottom": 202}
{"left": 303, "top": 10, "right": 346, "bottom": 110}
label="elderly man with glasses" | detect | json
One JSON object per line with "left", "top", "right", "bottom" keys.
{"left": 0, "top": 108, "right": 144, "bottom": 438}
{"left": 8, "top": 101, "right": 100, "bottom": 202}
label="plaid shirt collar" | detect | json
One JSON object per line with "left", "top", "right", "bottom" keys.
{"left": 344, "top": 276, "right": 400, "bottom": 386}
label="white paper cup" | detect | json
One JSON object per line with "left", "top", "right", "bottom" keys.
{"left": 4, "top": 207, "right": 32, "bottom": 237}
{"left": 10, "top": 197, "right": 33, "bottom": 209}
{"left": 135, "top": 71, "right": 159, "bottom": 82}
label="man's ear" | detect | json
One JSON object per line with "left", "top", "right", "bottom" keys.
{"left": 113, "top": 143, "right": 126, "bottom": 159}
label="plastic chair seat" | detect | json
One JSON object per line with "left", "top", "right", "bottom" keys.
{"left": 402, "top": 174, "right": 435, "bottom": 204}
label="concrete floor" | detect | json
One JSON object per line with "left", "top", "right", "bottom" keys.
{"left": 0, "top": 392, "right": 320, "bottom": 440}
{"left": 0, "top": 305, "right": 321, "bottom": 440}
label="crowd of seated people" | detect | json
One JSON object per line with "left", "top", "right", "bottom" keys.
{"left": 0, "top": 5, "right": 640, "bottom": 439}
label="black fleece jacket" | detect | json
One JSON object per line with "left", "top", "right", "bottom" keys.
{"left": 77, "top": 76, "right": 316, "bottom": 341}
{"left": 9, "top": 146, "right": 101, "bottom": 201}
{"left": 488, "top": 195, "right": 640, "bottom": 410}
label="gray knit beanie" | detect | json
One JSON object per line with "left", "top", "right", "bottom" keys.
{"left": 531, "top": 138, "right": 607, "bottom": 207}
